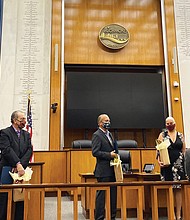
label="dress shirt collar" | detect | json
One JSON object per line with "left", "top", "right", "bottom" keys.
{"left": 12, "top": 125, "right": 21, "bottom": 137}
{"left": 99, "top": 127, "right": 108, "bottom": 134}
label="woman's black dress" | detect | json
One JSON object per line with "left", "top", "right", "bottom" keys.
{"left": 160, "top": 131, "right": 186, "bottom": 186}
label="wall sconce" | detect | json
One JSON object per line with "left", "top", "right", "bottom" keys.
{"left": 51, "top": 103, "right": 58, "bottom": 113}
{"left": 173, "top": 81, "right": 179, "bottom": 87}
{"left": 174, "top": 97, "right": 179, "bottom": 101}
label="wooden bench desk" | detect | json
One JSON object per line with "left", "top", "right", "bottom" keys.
{"left": 1, "top": 181, "right": 190, "bottom": 220}
{"left": 79, "top": 172, "right": 160, "bottom": 219}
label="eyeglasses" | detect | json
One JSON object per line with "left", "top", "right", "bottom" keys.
{"left": 16, "top": 119, "right": 22, "bottom": 123}
{"left": 16, "top": 118, "right": 26, "bottom": 122}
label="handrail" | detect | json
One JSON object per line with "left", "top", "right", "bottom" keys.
{"left": 1, "top": 180, "right": 190, "bottom": 220}
{"left": 1, "top": 180, "right": 190, "bottom": 189}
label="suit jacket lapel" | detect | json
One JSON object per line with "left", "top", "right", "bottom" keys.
{"left": 98, "top": 129, "right": 108, "bottom": 141}
{"left": 19, "top": 130, "right": 25, "bottom": 152}
{"left": 109, "top": 132, "right": 114, "bottom": 143}
{"left": 10, "top": 126, "right": 20, "bottom": 144}
{"left": 99, "top": 129, "right": 114, "bottom": 149}
{"left": 8, "top": 126, "right": 20, "bottom": 157}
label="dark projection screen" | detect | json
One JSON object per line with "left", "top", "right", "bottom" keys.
{"left": 66, "top": 70, "right": 166, "bottom": 129}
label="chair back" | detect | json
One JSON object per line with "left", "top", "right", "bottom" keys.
{"left": 72, "top": 140, "right": 92, "bottom": 148}
{"left": 117, "top": 140, "right": 137, "bottom": 148}
{"left": 118, "top": 150, "right": 131, "bottom": 173}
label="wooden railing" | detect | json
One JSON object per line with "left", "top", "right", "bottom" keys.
{"left": 1, "top": 181, "right": 190, "bottom": 220}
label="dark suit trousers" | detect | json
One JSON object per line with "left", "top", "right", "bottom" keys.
{"left": 0, "top": 192, "right": 8, "bottom": 220}
{"left": 0, "top": 192, "right": 24, "bottom": 220}
{"left": 95, "top": 176, "right": 117, "bottom": 220}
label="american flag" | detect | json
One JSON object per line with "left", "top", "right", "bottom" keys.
{"left": 26, "top": 95, "right": 32, "bottom": 138}
{"left": 26, "top": 94, "right": 34, "bottom": 162}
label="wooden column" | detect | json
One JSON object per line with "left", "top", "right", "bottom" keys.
{"left": 49, "top": 0, "right": 62, "bottom": 150}
{"left": 164, "top": 0, "right": 184, "bottom": 132}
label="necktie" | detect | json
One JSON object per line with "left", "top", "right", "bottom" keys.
{"left": 105, "top": 131, "right": 113, "bottom": 146}
{"left": 16, "top": 130, "right": 20, "bottom": 138}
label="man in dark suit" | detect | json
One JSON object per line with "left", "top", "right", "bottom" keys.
{"left": 0, "top": 110, "right": 33, "bottom": 220}
{"left": 92, "top": 114, "right": 117, "bottom": 220}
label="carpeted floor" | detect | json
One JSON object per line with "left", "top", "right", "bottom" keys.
{"left": 44, "top": 196, "right": 168, "bottom": 220}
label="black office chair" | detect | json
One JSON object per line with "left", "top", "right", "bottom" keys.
{"left": 118, "top": 150, "right": 131, "bottom": 173}
{"left": 117, "top": 140, "right": 138, "bottom": 148}
{"left": 72, "top": 140, "right": 92, "bottom": 149}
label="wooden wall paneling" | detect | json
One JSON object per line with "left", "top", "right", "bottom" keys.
{"left": 48, "top": 0, "right": 184, "bottom": 150}
{"left": 70, "top": 150, "right": 96, "bottom": 183}
{"left": 33, "top": 149, "right": 158, "bottom": 185}
{"left": 116, "top": 129, "right": 161, "bottom": 148}
{"left": 64, "top": 128, "right": 161, "bottom": 149}
{"left": 64, "top": 0, "right": 164, "bottom": 65}
{"left": 49, "top": 0, "right": 62, "bottom": 150}
{"left": 164, "top": 0, "right": 184, "bottom": 132}
{"left": 66, "top": 150, "right": 71, "bottom": 182}
{"left": 141, "top": 149, "right": 160, "bottom": 173}
{"left": 63, "top": 0, "right": 165, "bottom": 147}
{"left": 69, "top": 150, "right": 96, "bottom": 195}
{"left": 143, "top": 129, "right": 162, "bottom": 148}
{"left": 130, "top": 149, "right": 141, "bottom": 172}
{"left": 64, "top": 128, "right": 95, "bottom": 148}
{"left": 27, "top": 164, "right": 43, "bottom": 220}
{"left": 116, "top": 129, "right": 142, "bottom": 145}
{"left": 34, "top": 151, "right": 66, "bottom": 183}
{"left": 29, "top": 164, "right": 43, "bottom": 184}
{"left": 68, "top": 149, "right": 143, "bottom": 185}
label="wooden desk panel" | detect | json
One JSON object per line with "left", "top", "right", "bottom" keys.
{"left": 33, "top": 148, "right": 158, "bottom": 185}
{"left": 27, "top": 162, "right": 44, "bottom": 220}
{"left": 130, "top": 150, "right": 141, "bottom": 172}
{"left": 29, "top": 162, "right": 44, "bottom": 184}
{"left": 141, "top": 149, "right": 160, "bottom": 173}
{"left": 80, "top": 173, "right": 161, "bottom": 219}
{"left": 34, "top": 151, "right": 67, "bottom": 183}
{"left": 71, "top": 151, "right": 96, "bottom": 183}
{"left": 67, "top": 149, "right": 142, "bottom": 183}
{"left": 66, "top": 150, "right": 96, "bottom": 184}
{"left": 67, "top": 148, "right": 157, "bottom": 197}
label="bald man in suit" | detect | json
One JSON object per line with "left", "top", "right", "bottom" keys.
{"left": 0, "top": 110, "right": 33, "bottom": 220}
{"left": 92, "top": 114, "right": 117, "bottom": 220}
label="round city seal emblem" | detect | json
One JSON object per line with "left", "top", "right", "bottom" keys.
{"left": 99, "top": 23, "right": 130, "bottom": 49}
